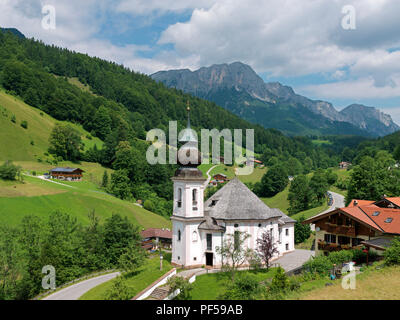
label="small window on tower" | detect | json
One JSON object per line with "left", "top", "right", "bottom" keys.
{"left": 177, "top": 188, "right": 182, "bottom": 208}
{"left": 178, "top": 230, "right": 181, "bottom": 241}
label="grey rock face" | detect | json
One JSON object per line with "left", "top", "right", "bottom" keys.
{"left": 152, "top": 62, "right": 399, "bottom": 137}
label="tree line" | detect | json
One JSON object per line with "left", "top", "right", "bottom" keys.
{"left": 0, "top": 211, "right": 143, "bottom": 300}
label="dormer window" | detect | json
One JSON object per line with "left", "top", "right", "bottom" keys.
{"left": 373, "top": 211, "right": 380, "bottom": 216}
{"left": 385, "top": 218, "right": 393, "bottom": 223}
{"left": 210, "top": 200, "right": 218, "bottom": 207}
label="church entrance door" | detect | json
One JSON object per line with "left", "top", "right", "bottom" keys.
{"left": 206, "top": 252, "right": 213, "bottom": 266}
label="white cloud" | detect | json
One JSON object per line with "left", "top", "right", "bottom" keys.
{"left": 159, "top": 0, "right": 400, "bottom": 79}
{"left": 116, "top": 0, "right": 215, "bottom": 16}
{"left": 299, "top": 76, "right": 400, "bottom": 100}
{"left": 0, "top": 0, "right": 192, "bottom": 74}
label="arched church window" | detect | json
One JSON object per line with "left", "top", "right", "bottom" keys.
{"left": 177, "top": 188, "right": 182, "bottom": 208}
{"left": 192, "top": 189, "right": 198, "bottom": 204}
{"left": 192, "top": 189, "right": 198, "bottom": 211}
{"left": 178, "top": 229, "right": 181, "bottom": 241}
{"left": 192, "top": 231, "right": 198, "bottom": 242}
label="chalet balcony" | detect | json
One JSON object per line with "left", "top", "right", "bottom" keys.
{"left": 318, "top": 241, "right": 362, "bottom": 252}
{"left": 324, "top": 223, "right": 356, "bottom": 237}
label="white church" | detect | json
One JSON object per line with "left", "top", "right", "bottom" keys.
{"left": 171, "top": 110, "right": 296, "bottom": 269}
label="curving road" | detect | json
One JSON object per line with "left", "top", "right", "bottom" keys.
{"left": 310, "top": 191, "right": 345, "bottom": 231}
{"left": 42, "top": 272, "right": 120, "bottom": 300}
{"left": 204, "top": 165, "right": 218, "bottom": 187}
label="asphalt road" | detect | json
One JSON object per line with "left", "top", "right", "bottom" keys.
{"left": 310, "top": 191, "right": 345, "bottom": 231}
{"left": 42, "top": 272, "right": 120, "bottom": 300}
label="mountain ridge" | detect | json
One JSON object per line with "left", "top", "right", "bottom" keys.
{"left": 152, "top": 62, "right": 399, "bottom": 137}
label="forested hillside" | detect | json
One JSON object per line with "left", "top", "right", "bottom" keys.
{"left": 0, "top": 30, "right": 343, "bottom": 217}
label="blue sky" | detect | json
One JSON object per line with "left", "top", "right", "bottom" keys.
{"left": 1, "top": 0, "right": 400, "bottom": 124}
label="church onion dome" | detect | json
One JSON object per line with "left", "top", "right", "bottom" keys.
{"left": 176, "top": 104, "right": 202, "bottom": 168}
{"left": 177, "top": 142, "right": 202, "bottom": 167}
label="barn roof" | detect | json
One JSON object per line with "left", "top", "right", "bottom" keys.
{"left": 204, "top": 178, "right": 288, "bottom": 221}
{"left": 141, "top": 228, "right": 172, "bottom": 239}
{"left": 50, "top": 167, "right": 84, "bottom": 173}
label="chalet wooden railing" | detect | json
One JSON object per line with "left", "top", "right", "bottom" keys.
{"left": 324, "top": 223, "right": 356, "bottom": 237}
{"left": 318, "top": 242, "right": 359, "bottom": 251}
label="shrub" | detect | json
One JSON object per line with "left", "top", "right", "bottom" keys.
{"left": 220, "top": 273, "right": 264, "bottom": 300}
{"left": 352, "top": 248, "right": 378, "bottom": 264}
{"left": 270, "top": 267, "right": 289, "bottom": 292}
{"left": 163, "top": 252, "right": 172, "bottom": 263}
{"left": 294, "top": 216, "right": 311, "bottom": 244}
{"left": 303, "top": 255, "right": 333, "bottom": 275}
{"left": 143, "top": 199, "right": 155, "bottom": 212}
{"left": 167, "top": 276, "right": 193, "bottom": 300}
{"left": 105, "top": 276, "right": 131, "bottom": 300}
{"left": 20, "top": 120, "right": 28, "bottom": 129}
{"left": 11, "top": 114, "right": 16, "bottom": 123}
{"left": 328, "top": 250, "right": 354, "bottom": 265}
{"left": 384, "top": 238, "right": 400, "bottom": 265}
{"left": 0, "top": 161, "right": 21, "bottom": 180}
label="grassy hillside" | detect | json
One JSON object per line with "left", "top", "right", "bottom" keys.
{"left": 300, "top": 265, "right": 400, "bottom": 300}
{"left": 0, "top": 89, "right": 103, "bottom": 161}
{"left": 0, "top": 175, "right": 171, "bottom": 229}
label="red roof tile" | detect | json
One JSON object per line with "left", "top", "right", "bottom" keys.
{"left": 347, "top": 199, "right": 375, "bottom": 207}
{"left": 360, "top": 205, "right": 400, "bottom": 234}
{"left": 385, "top": 197, "right": 400, "bottom": 208}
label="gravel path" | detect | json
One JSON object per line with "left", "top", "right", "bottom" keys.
{"left": 42, "top": 272, "right": 120, "bottom": 300}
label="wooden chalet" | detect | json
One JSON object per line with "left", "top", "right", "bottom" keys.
{"left": 49, "top": 167, "right": 85, "bottom": 181}
{"left": 304, "top": 197, "right": 400, "bottom": 256}
{"left": 141, "top": 228, "right": 172, "bottom": 251}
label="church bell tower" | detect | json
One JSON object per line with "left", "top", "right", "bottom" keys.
{"left": 171, "top": 104, "right": 206, "bottom": 267}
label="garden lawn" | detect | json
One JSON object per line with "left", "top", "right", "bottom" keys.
{"left": 190, "top": 268, "right": 278, "bottom": 300}
{"left": 79, "top": 257, "right": 173, "bottom": 300}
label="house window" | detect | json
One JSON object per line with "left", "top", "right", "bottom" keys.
{"left": 178, "top": 230, "right": 181, "bottom": 241}
{"left": 324, "top": 234, "right": 336, "bottom": 244}
{"left": 279, "top": 228, "right": 282, "bottom": 243}
{"left": 194, "top": 257, "right": 197, "bottom": 261}
{"left": 177, "top": 188, "right": 182, "bottom": 208}
{"left": 258, "top": 223, "right": 262, "bottom": 227}
{"left": 338, "top": 236, "right": 350, "bottom": 245}
{"left": 206, "top": 233, "right": 212, "bottom": 251}
{"left": 234, "top": 223, "right": 239, "bottom": 228}
{"left": 286, "top": 243, "right": 289, "bottom": 251}
{"left": 285, "top": 229, "right": 289, "bottom": 236}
